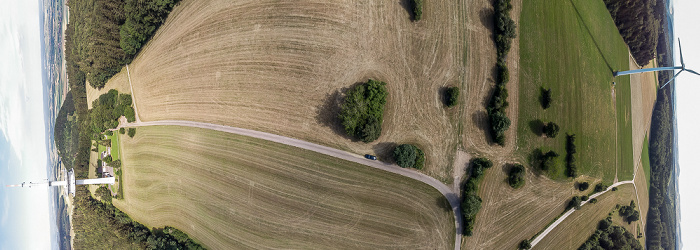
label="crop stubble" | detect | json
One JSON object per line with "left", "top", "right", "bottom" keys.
{"left": 116, "top": 0, "right": 470, "bottom": 181}
{"left": 112, "top": 126, "right": 454, "bottom": 249}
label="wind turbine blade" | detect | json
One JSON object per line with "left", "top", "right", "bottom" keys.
{"left": 686, "top": 69, "right": 700, "bottom": 76}
{"left": 679, "top": 39, "right": 685, "bottom": 67}
{"left": 660, "top": 70, "right": 683, "bottom": 89}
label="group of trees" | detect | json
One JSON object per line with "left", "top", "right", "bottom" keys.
{"left": 462, "top": 158, "right": 493, "bottom": 236}
{"left": 72, "top": 186, "right": 204, "bottom": 249}
{"left": 579, "top": 217, "right": 643, "bottom": 250}
{"left": 595, "top": 183, "right": 609, "bottom": 193}
{"left": 339, "top": 79, "right": 389, "bottom": 143}
{"left": 568, "top": 196, "right": 583, "bottom": 210}
{"left": 89, "top": 90, "right": 135, "bottom": 137}
{"left": 618, "top": 200, "right": 641, "bottom": 223}
{"left": 542, "top": 122, "right": 559, "bottom": 138}
{"left": 392, "top": 144, "right": 425, "bottom": 169}
{"left": 486, "top": 0, "right": 516, "bottom": 146}
{"left": 535, "top": 149, "right": 559, "bottom": 172}
{"left": 578, "top": 181, "right": 589, "bottom": 191}
{"left": 508, "top": 164, "right": 525, "bottom": 189}
{"left": 66, "top": 0, "right": 179, "bottom": 88}
{"left": 565, "top": 133, "right": 577, "bottom": 177}
{"left": 444, "top": 86, "right": 459, "bottom": 107}
{"left": 603, "top": 0, "right": 664, "bottom": 66}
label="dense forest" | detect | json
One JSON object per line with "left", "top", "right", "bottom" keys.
{"left": 645, "top": 4, "right": 678, "bottom": 248}
{"left": 54, "top": 91, "right": 79, "bottom": 169}
{"left": 603, "top": 0, "right": 665, "bottom": 66}
{"left": 66, "top": 0, "right": 179, "bottom": 88}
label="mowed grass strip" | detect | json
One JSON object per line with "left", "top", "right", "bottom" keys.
{"left": 518, "top": 0, "right": 633, "bottom": 182}
{"left": 533, "top": 184, "right": 641, "bottom": 250}
{"left": 113, "top": 126, "right": 454, "bottom": 249}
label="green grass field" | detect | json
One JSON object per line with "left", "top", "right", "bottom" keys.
{"left": 518, "top": 0, "right": 633, "bottom": 182}
{"left": 642, "top": 135, "right": 651, "bottom": 187}
{"left": 114, "top": 126, "right": 455, "bottom": 249}
{"left": 106, "top": 133, "right": 121, "bottom": 160}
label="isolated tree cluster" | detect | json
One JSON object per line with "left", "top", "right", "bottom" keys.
{"left": 339, "top": 79, "right": 388, "bottom": 143}
{"left": 535, "top": 149, "right": 559, "bottom": 172}
{"left": 542, "top": 122, "right": 560, "bottom": 138}
{"left": 619, "top": 200, "right": 640, "bottom": 223}
{"left": 128, "top": 128, "right": 136, "bottom": 138}
{"left": 508, "top": 164, "right": 525, "bottom": 189}
{"left": 445, "top": 86, "right": 460, "bottom": 107}
{"left": 393, "top": 144, "right": 425, "bottom": 170}
{"left": 462, "top": 157, "right": 493, "bottom": 236}
{"left": 578, "top": 181, "right": 590, "bottom": 191}
{"left": 568, "top": 196, "right": 582, "bottom": 210}
{"left": 595, "top": 183, "right": 608, "bottom": 193}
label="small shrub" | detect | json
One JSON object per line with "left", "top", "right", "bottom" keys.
{"left": 542, "top": 122, "right": 560, "bottom": 138}
{"left": 581, "top": 195, "right": 589, "bottom": 201}
{"left": 590, "top": 198, "right": 598, "bottom": 204}
{"left": 519, "top": 239, "right": 532, "bottom": 250}
{"left": 508, "top": 164, "right": 526, "bottom": 189}
{"left": 595, "top": 183, "right": 608, "bottom": 193}
{"left": 445, "top": 87, "right": 459, "bottom": 107}
{"left": 119, "top": 127, "right": 125, "bottom": 134}
{"left": 412, "top": 0, "right": 423, "bottom": 21}
{"left": 612, "top": 187, "right": 618, "bottom": 191}
{"left": 578, "top": 182, "right": 590, "bottom": 191}
{"left": 128, "top": 128, "right": 136, "bottom": 138}
{"left": 540, "top": 87, "right": 552, "bottom": 109}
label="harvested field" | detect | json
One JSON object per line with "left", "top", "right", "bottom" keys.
{"left": 460, "top": 0, "right": 522, "bottom": 161}
{"left": 102, "top": 0, "right": 472, "bottom": 182}
{"left": 461, "top": 161, "right": 598, "bottom": 249}
{"left": 534, "top": 184, "right": 642, "bottom": 250}
{"left": 112, "top": 126, "right": 455, "bottom": 249}
{"left": 629, "top": 57, "right": 658, "bottom": 181}
{"left": 518, "top": 0, "right": 633, "bottom": 182}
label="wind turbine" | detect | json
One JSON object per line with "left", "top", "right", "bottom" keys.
{"left": 614, "top": 39, "right": 700, "bottom": 89}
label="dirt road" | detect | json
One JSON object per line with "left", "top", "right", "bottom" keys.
{"left": 530, "top": 180, "right": 635, "bottom": 247}
{"left": 119, "top": 119, "right": 463, "bottom": 250}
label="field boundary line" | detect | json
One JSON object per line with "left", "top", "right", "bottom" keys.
{"left": 119, "top": 120, "right": 463, "bottom": 250}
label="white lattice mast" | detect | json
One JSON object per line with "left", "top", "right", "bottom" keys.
{"left": 614, "top": 39, "right": 699, "bottom": 89}
{"left": 5, "top": 168, "right": 114, "bottom": 197}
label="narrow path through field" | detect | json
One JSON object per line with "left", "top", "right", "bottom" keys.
{"left": 118, "top": 120, "right": 463, "bottom": 250}
{"left": 530, "top": 179, "right": 637, "bottom": 247}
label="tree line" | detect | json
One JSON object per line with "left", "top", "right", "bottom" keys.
{"left": 72, "top": 186, "right": 204, "bottom": 249}
{"left": 603, "top": 0, "right": 664, "bottom": 66}
{"left": 487, "top": 0, "right": 517, "bottom": 146}
{"left": 462, "top": 157, "right": 493, "bottom": 236}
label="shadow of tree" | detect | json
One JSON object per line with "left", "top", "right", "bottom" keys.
{"left": 398, "top": 0, "right": 416, "bottom": 21}
{"left": 529, "top": 119, "right": 544, "bottom": 136}
{"left": 372, "top": 142, "right": 398, "bottom": 164}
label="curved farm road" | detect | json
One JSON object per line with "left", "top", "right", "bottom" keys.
{"left": 530, "top": 180, "right": 635, "bottom": 247}
{"left": 119, "top": 120, "right": 463, "bottom": 250}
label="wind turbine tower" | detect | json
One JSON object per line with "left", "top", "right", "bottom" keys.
{"left": 5, "top": 168, "right": 114, "bottom": 197}
{"left": 614, "top": 39, "right": 699, "bottom": 88}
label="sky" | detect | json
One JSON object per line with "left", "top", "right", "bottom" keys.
{"left": 0, "top": 0, "right": 53, "bottom": 249}
{"left": 674, "top": 0, "right": 700, "bottom": 249}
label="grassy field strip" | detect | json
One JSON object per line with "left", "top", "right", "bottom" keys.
{"left": 518, "top": 0, "right": 633, "bottom": 182}
{"left": 114, "top": 126, "right": 455, "bottom": 249}
{"left": 530, "top": 180, "right": 634, "bottom": 247}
